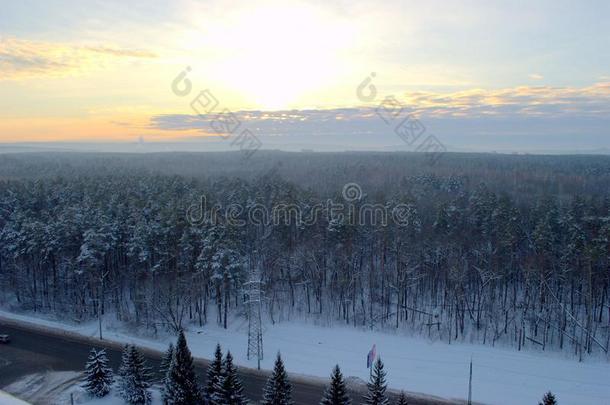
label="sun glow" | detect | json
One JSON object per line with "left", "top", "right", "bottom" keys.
{"left": 185, "top": 2, "right": 357, "bottom": 110}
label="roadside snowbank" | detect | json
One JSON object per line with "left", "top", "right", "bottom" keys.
{"left": 1, "top": 309, "right": 608, "bottom": 405}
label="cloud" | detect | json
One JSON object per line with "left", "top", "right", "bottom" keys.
{"left": 529, "top": 73, "right": 544, "bottom": 80}
{"left": 402, "top": 82, "right": 610, "bottom": 118}
{"left": 84, "top": 46, "right": 157, "bottom": 59}
{"left": 149, "top": 108, "right": 379, "bottom": 136}
{"left": 147, "top": 81, "right": 610, "bottom": 152}
{"left": 0, "top": 37, "right": 157, "bottom": 79}
{"left": 150, "top": 81, "right": 610, "bottom": 134}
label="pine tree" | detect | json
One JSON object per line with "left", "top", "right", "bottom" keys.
{"left": 216, "top": 351, "right": 248, "bottom": 405}
{"left": 320, "top": 364, "right": 350, "bottom": 405}
{"left": 539, "top": 391, "right": 557, "bottom": 405}
{"left": 163, "top": 331, "right": 203, "bottom": 405}
{"left": 204, "top": 343, "right": 224, "bottom": 403}
{"left": 395, "top": 391, "right": 408, "bottom": 405}
{"left": 364, "top": 358, "right": 389, "bottom": 405}
{"left": 118, "top": 345, "right": 152, "bottom": 404}
{"left": 262, "top": 353, "right": 293, "bottom": 405}
{"left": 82, "top": 348, "right": 113, "bottom": 398}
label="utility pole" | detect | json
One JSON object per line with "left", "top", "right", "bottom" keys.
{"left": 98, "top": 270, "right": 107, "bottom": 340}
{"left": 467, "top": 357, "right": 473, "bottom": 405}
{"left": 246, "top": 265, "right": 263, "bottom": 370}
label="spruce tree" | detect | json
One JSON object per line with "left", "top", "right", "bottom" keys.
{"left": 160, "top": 343, "right": 175, "bottom": 381}
{"left": 395, "top": 391, "right": 408, "bottom": 405}
{"left": 117, "top": 344, "right": 132, "bottom": 383}
{"left": 163, "top": 354, "right": 177, "bottom": 405}
{"left": 364, "top": 358, "right": 389, "bottom": 405}
{"left": 204, "top": 343, "right": 224, "bottom": 404}
{"left": 262, "top": 353, "right": 293, "bottom": 405}
{"left": 216, "top": 351, "right": 248, "bottom": 405}
{"left": 82, "top": 348, "right": 113, "bottom": 398}
{"left": 163, "top": 330, "right": 203, "bottom": 405}
{"left": 539, "top": 391, "right": 557, "bottom": 405}
{"left": 320, "top": 365, "right": 350, "bottom": 405}
{"left": 118, "top": 345, "right": 152, "bottom": 405}
{"left": 118, "top": 344, "right": 130, "bottom": 375}
{"left": 160, "top": 342, "right": 175, "bottom": 398}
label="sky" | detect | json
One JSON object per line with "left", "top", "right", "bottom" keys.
{"left": 0, "top": 0, "right": 609, "bottom": 152}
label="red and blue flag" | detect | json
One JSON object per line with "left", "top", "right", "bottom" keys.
{"left": 366, "top": 344, "right": 376, "bottom": 368}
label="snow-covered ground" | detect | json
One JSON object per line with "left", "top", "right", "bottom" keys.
{"left": 61, "top": 384, "right": 163, "bottom": 405}
{"left": 3, "top": 372, "right": 163, "bottom": 405}
{"left": 0, "top": 390, "right": 30, "bottom": 405}
{"left": 1, "top": 309, "right": 609, "bottom": 405}
{"left": 3, "top": 371, "right": 81, "bottom": 404}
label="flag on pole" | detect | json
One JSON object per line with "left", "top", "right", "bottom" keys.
{"left": 366, "top": 344, "right": 377, "bottom": 368}
{"left": 468, "top": 356, "right": 473, "bottom": 405}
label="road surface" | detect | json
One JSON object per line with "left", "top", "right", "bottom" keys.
{"left": 0, "top": 319, "right": 461, "bottom": 404}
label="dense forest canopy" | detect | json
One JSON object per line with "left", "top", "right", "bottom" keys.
{"left": 0, "top": 151, "right": 608, "bottom": 359}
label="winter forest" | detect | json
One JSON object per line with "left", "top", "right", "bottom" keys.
{"left": 0, "top": 151, "right": 609, "bottom": 360}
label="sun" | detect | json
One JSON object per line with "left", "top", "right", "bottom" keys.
{"left": 187, "top": 2, "right": 356, "bottom": 110}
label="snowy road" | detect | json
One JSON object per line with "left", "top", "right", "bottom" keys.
{"left": 0, "top": 320, "right": 458, "bottom": 405}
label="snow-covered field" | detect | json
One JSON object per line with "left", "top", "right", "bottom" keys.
{"left": 1, "top": 309, "right": 609, "bottom": 405}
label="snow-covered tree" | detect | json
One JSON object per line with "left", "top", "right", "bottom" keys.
{"left": 118, "top": 345, "right": 152, "bottom": 405}
{"left": 77, "top": 221, "right": 117, "bottom": 340}
{"left": 364, "top": 358, "right": 388, "bottom": 405}
{"left": 160, "top": 343, "right": 174, "bottom": 385}
{"left": 200, "top": 225, "right": 244, "bottom": 329}
{"left": 163, "top": 331, "right": 203, "bottom": 404}
{"left": 118, "top": 344, "right": 130, "bottom": 377}
{"left": 216, "top": 351, "right": 248, "bottom": 405}
{"left": 204, "top": 343, "right": 224, "bottom": 404}
{"left": 82, "top": 348, "right": 113, "bottom": 398}
{"left": 262, "top": 353, "right": 293, "bottom": 405}
{"left": 1, "top": 154, "right": 609, "bottom": 362}
{"left": 320, "top": 365, "right": 350, "bottom": 405}
{"left": 539, "top": 391, "right": 557, "bottom": 405}
{"left": 395, "top": 391, "right": 408, "bottom": 405}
